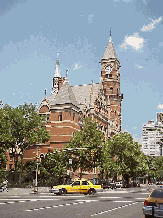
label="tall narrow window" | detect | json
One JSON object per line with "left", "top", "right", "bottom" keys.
{"left": 59, "top": 112, "right": 62, "bottom": 121}
{"left": 47, "top": 114, "right": 50, "bottom": 122}
{"left": 73, "top": 113, "right": 75, "bottom": 120}
{"left": 110, "top": 87, "right": 113, "bottom": 94}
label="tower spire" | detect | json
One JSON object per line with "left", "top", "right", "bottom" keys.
{"left": 109, "top": 27, "right": 112, "bottom": 42}
{"left": 52, "top": 54, "right": 61, "bottom": 94}
{"left": 66, "top": 69, "right": 68, "bottom": 77}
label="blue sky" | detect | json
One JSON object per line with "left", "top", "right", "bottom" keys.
{"left": 0, "top": 0, "right": 163, "bottom": 142}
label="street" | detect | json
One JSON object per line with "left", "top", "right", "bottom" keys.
{"left": 0, "top": 185, "right": 154, "bottom": 218}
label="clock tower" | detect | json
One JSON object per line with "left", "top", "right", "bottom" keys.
{"left": 101, "top": 36, "right": 123, "bottom": 136}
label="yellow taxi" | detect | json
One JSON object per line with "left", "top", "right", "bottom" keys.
{"left": 50, "top": 179, "right": 103, "bottom": 195}
{"left": 143, "top": 188, "right": 163, "bottom": 217}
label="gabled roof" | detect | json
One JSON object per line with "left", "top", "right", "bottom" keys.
{"left": 51, "top": 78, "right": 79, "bottom": 108}
{"left": 102, "top": 37, "right": 118, "bottom": 60}
{"left": 72, "top": 83, "right": 100, "bottom": 111}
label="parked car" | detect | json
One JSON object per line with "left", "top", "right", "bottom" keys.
{"left": 122, "top": 181, "right": 132, "bottom": 188}
{"left": 143, "top": 188, "right": 163, "bottom": 217}
{"left": 115, "top": 182, "right": 122, "bottom": 188}
{"left": 108, "top": 181, "right": 117, "bottom": 189}
{"left": 101, "top": 180, "right": 109, "bottom": 189}
{"left": 50, "top": 179, "right": 103, "bottom": 195}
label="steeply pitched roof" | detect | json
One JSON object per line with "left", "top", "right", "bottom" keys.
{"left": 102, "top": 37, "right": 118, "bottom": 60}
{"left": 51, "top": 78, "right": 79, "bottom": 108}
{"left": 72, "top": 83, "right": 100, "bottom": 111}
{"left": 47, "top": 92, "right": 57, "bottom": 104}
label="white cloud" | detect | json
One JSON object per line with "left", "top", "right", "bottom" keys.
{"left": 157, "top": 104, "right": 163, "bottom": 109}
{"left": 135, "top": 64, "right": 143, "bottom": 69}
{"left": 88, "top": 14, "right": 94, "bottom": 24}
{"left": 73, "top": 63, "right": 82, "bottom": 70}
{"left": 159, "top": 42, "right": 163, "bottom": 47}
{"left": 141, "top": 17, "right": 162, "bottom": 32}
{"left": 121, "top": 33, "right": 144, "bottom": 51}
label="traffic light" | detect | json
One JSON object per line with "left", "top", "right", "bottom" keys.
{"left": 35, "top": 154, "right": 38, "bottom": 160}
{"left": 91, "top": 150, "right": 94, "bottom": 157}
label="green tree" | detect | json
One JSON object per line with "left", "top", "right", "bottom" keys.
{"left": 155, "top": 156, "right": 163, "bottom": 180}
{"left": 39, "top": 149, "right": 68, "bottom": 185}
{"left": 64, "top": 117, "right": 105, "bottom": 178}
{"left": 100, "top": 138, "right": 117, "bottom": 179}
{"left": 109, "top": 132, "right": 145, "bottom": 182}
{"left": 0, "top": 103, "right": 50, "bottom": 184}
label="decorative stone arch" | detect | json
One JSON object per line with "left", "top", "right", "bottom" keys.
{"left": 39, "top": 105, "right": 50, "bottom": 113}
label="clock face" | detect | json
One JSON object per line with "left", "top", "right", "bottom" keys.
{"left": 106, "top": 65, "right": 112, "bottom": 73}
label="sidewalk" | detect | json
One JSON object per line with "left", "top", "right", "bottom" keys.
{"left": 0, "top": 187, "right": 50, "bottom": 195}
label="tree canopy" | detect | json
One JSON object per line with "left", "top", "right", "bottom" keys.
{"left": 0, "top": 103, "right": 50, "bottom": 175}
{"left": 64, "top": 117, "right": 105, "bottom": 177}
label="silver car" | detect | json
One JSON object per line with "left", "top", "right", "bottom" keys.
{"left": 143, "top": 188, "right": 163, "bottom": 217}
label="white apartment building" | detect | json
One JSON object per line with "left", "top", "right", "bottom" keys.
{"left": 141, "top": 114, "right": 163, "bottom": 156}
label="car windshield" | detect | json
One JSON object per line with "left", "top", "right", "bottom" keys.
{"left": 151, "top": 190, "right": 163, "bottom": 198}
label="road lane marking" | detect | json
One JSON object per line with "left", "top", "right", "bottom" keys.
{"left": 25, "top": 200, "right": 93, "bottom": 212}
{"left": 0, "top": 198, "right": 59, "bottom": 201}
{"left": 100, "top": 197, "right": 121, "bottom": 199}
{"left": 91, "top": 202, "right": 140, "bottom": 217}
{"left": 113, "top": 201, "right": 133, "bottom": 203}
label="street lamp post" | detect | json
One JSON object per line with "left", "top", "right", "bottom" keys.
{"left": 69, "top": 158, "right": 72, "bottom": 179}
{"left": 35, "top": 146, "right": 39, "bottom": 194}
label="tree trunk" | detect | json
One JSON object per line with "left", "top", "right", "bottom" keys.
{"left": 18, "top": 151, "right": 23, "bottom": 186}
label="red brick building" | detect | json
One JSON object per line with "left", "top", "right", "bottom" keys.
{"left": 7, "top": 36, "right": 123, "bottom": 170}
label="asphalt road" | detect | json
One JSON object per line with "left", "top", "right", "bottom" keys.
{"left": 0, "top": 185, "right": 155, "bottom": 218}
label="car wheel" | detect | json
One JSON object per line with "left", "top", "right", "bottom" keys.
{"left": 88, "top": 188, "right": 96, "bottom": 195}
{"left": 59, "top": 188, "right": 66, "bottom": 195}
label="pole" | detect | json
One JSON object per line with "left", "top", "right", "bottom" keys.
{"left": 35, "top": 146, "right": 39, "bottom": 193}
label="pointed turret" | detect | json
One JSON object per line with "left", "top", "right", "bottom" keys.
{"left": 52, "top": 58, "right": 61, "bottom": 94}
{"left": 102, "top": 36, "right": 118, "bottom": 60}
{"left": 54, "top": 58, "right": 61, "bottom": 77}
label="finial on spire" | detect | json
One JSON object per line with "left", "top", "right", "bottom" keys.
{"left": 45, "top": 89, "right": 47, "bottom": 96}
{"left": 109, "top": 27, "right": 112, "bottom": 42}
{"left": 66, "top": 69, "right": 68, "bottom": 77}
{"left": 56, "top": 52, "right": 59, "bottom": 65}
